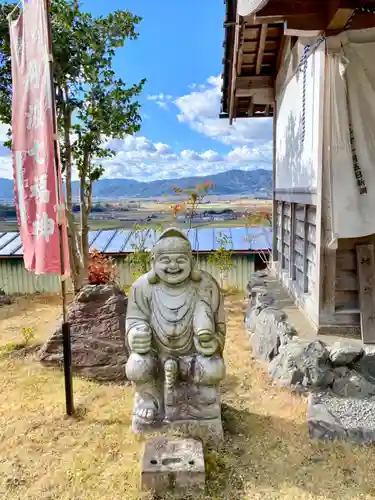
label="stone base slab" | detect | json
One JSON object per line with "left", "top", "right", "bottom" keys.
{"left": 308, "top": 392, "right": 375, "bottom": 445}
{"left": 141, "top": 437, "right": 205, "bottom": 493}
{"left": 133, "top": 417, "right": 223, "bottom": 447}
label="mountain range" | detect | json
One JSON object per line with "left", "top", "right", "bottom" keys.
{"left": 0, "top": 168, "right": 272, "bottom": 202}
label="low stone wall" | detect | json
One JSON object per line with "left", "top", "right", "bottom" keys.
{"left": 245, "top": 270, "right": 375, "bottom": 444}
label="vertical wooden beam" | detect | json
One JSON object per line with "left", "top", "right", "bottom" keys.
{"left": 229, "top": 13, "right": 241, "bottom": 125}
{"left": 256, "top": 24, "right": 268, "bottom": 75}
{"left": 280, "top": 201, "right": 285, "bottom": 269}
{"left": 356, "top": 244, "right": 375, "bottom": 344}
{"left": 303, "top": 205, "right": 308, "bottom": 292}
{"left": 272, "top": 108, "right": 277, "bottom": 263}
{"left": 247, "top": 96, "right": 255, "bottom": 117}
{"left": 276, "top": 33, "right": 286, "bottom": 73}
{"left": 289, "top": 203, "right": 296, "bottom": 280}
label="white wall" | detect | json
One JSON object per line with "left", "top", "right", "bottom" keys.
{"left": 275, "top": 39, "right": 325, "bottom": 190}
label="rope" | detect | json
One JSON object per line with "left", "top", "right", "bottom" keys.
{"left": 7, "top": 0, "right": 23, "bottom": 21}
{"left": 298, "top": 5, "right": 375, "bottom": 193}
{"left": 300, "top": 45, "right": 309, "bottom": 144}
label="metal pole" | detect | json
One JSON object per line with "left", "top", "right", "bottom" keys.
{"left": 44, "top": 0, "right": 74, "bottom": 416}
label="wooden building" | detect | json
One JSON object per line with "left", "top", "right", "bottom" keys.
{"left": 221, "top": 0, "right": 375, "bottom": 342}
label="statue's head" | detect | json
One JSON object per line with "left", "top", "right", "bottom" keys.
{"left": 148, "top": 227, "right": 201, "bottom": 285}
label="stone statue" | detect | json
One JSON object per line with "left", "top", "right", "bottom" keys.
{"left": 125, "top": 227, "right": 226, "bottom": 440}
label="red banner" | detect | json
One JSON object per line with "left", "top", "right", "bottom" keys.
{"left": 9, "top": 0, "right": 70, "bottom": 276}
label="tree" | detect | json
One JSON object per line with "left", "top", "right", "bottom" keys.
{"left": 208, "top": 231, "right": 233, "bottom": 290}
{"left": 0, "top": 0, "right": 145, "bottom": 291}
{"left": 127, "top": 223, "right": 164, "bottom": 282}
{"left": 170, "top": 180, "right": 215, "bottom": 230}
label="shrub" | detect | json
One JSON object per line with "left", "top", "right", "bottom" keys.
{"left": 22, "top": 327, "right": 35, "bottom": 346}
{"left": 88, "top": 249, "right": 117, "bottom": 285}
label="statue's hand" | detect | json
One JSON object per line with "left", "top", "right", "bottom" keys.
{"left": 128, "top": 325, "right": 152, "bottom": 354}
{"left": 195, "top": 330, "right": 218, "bottom": 357}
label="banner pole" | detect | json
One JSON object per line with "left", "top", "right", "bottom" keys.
{"left": 44, "top": 0, "right": 74, "bottom": 416}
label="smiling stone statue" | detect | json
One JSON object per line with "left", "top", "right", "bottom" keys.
{"left": 125, "top": 227, "right": 226, "bottom": 441}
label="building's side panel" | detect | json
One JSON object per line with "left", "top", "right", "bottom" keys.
{"left": 273, "top": 37, "right": 325, "bottom": 328}
{"left": 0, "top": 259, "right": 65, "bottom": 295}
{"left": 275, "top": 201, "right": 317, "bottom": 294}
{"left": 275, "top": 40, "right": 325, "bottom": 195}
{"left": 319, "top": 236, "right": 375, "bottom": 337}
{"left": 0, "top": 255, "right": 256, "bottom": 295}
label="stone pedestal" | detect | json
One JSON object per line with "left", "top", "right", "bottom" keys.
{"left": 141, "top": 438, "right": 205, "bottom": 494}
{"left": 133, "top": 417, "right": 224, "bottom": 447}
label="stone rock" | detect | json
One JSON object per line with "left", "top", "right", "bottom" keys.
{"left": 355, "top": 352, "right": 375, "bottom": 385}
{"left": 268, "top": 340, "right": 335, "bottom": 391}
{"left": 0, "top": 295, "right": 11, "bottom": 306}
{"left": 245, "top": 304, "right": 295, "bottom": 362}
{"left": 39, "top": 283, "right": 128, "bottom": 382}
{"left": 329, "top": 341, "right": 364, "bottom": 366}
{"left": 307, "top": 392, "right": 375, "bottom": 444}
{"left": 141, "top": 438, "right": 205, "bottom": 494}
{"left": 332, "top": 369, "right": 375, "bottom": 398}
{"left": 0, "top": 289, "right": 11, "bottom": 306}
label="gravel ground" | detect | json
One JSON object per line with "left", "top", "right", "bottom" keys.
{"left": 321, "top": 393, "right": 375, "bottom": 430}
{"left": 308, "top": 392, "right": 375, "bottom": 444}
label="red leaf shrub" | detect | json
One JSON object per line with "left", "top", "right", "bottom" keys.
{"left": 88, "top": 249, "right": 117, "bottom": 285}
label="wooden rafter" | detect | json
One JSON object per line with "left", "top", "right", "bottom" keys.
{"left": 256, "top": 0, "right": 322, "bottom": 18}
{"left": 327, "top": 0, "right": 355, "bottom": 31}
{"left": 256, "top": 24, "right": 268, "bottom": 74}
{"left": 236, "top": 23, "right": 245, "bottom": 74}
{"left": 229, "top": 13, "right": 241, "bottom": 125}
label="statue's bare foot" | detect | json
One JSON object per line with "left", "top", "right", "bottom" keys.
{"left": 134, "top": 396, "right": 158, "bottom": 424}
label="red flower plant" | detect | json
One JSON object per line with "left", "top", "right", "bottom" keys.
{"left": 88, "top": 249, "right": 117, "bottom": 285}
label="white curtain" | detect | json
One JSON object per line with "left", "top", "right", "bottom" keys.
{"left": 327, "top": 33, "right": 375, "bottom": 240}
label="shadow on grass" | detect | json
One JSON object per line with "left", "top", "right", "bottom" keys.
{"left": 0, "top": 342, "right": 43, "bottom": 360}
{"left": 194, "top": 402, "right": 373, "bottom": 500}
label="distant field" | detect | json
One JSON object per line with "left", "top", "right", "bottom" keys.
{"left": 0, "top": 197, "right": 272, "bottom": 233}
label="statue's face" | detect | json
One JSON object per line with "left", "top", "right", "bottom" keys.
{"left": 154, "top": 252, "right": 192, "bottom": 284}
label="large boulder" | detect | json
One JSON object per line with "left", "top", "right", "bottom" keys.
{"left": 332, "top": 367, "right": 375, "bottom": 398}
{"left": 268, "top": 340, "right": 335, "bottom": 391}
{"left": 39, "top": 283, "right": 128, "bottom": 382}
{"left": 354, "top": 350, "right": 375, "bottom": 385}
{"left": 307, "top": 392, "right": 375, "bottom": 444}
{"left": 328, "top": 341, "right": 364, "bottom": 366}
{"left": 245, "top": 304, "right": 296, "bottom": 362}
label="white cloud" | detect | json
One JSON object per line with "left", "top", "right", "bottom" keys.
{"left": 147, "top": 93, "right": 173, "bottom": 110}
{"left": 174, "top": 75, "right": 273, "bottom": 146}
{"left": 0, "top": 75, "right": 273, "bottom": 182}
{"left": 0, "top": 124, "right": 10, "bottom": 143}
{"left": 96, "top": 136, "right": 271, "bottom": 181}
{"left": 156, "top": 101, "right": 168, "bottom": 109}
{"left": 0, "top": 133, "right": 271, "bottom": 181}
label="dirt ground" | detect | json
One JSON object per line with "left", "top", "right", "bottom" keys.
{"left": 0, "top": 294, "right": 375, "bottom": 500}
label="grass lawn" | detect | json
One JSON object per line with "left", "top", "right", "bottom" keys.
{"left": 1, "top": 294, "right": 375, "bottom": 499}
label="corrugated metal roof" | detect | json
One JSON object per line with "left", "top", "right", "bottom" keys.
{"left": 0, "top": 227, "right": 272, "bottom": 256}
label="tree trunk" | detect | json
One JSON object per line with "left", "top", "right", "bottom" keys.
{"left": 79, "top": 149, "right": 90, "bottom": 283}
{"left": 62, "top": 87, "right": 83, "bottom": 293}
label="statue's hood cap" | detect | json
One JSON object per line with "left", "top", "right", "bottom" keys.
{"left": 153, "top": 227, "right": 192, "bottom": 254}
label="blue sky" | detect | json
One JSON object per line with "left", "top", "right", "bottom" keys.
{"left": 0, "top": 0, "right": 273, "bottom": 181}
